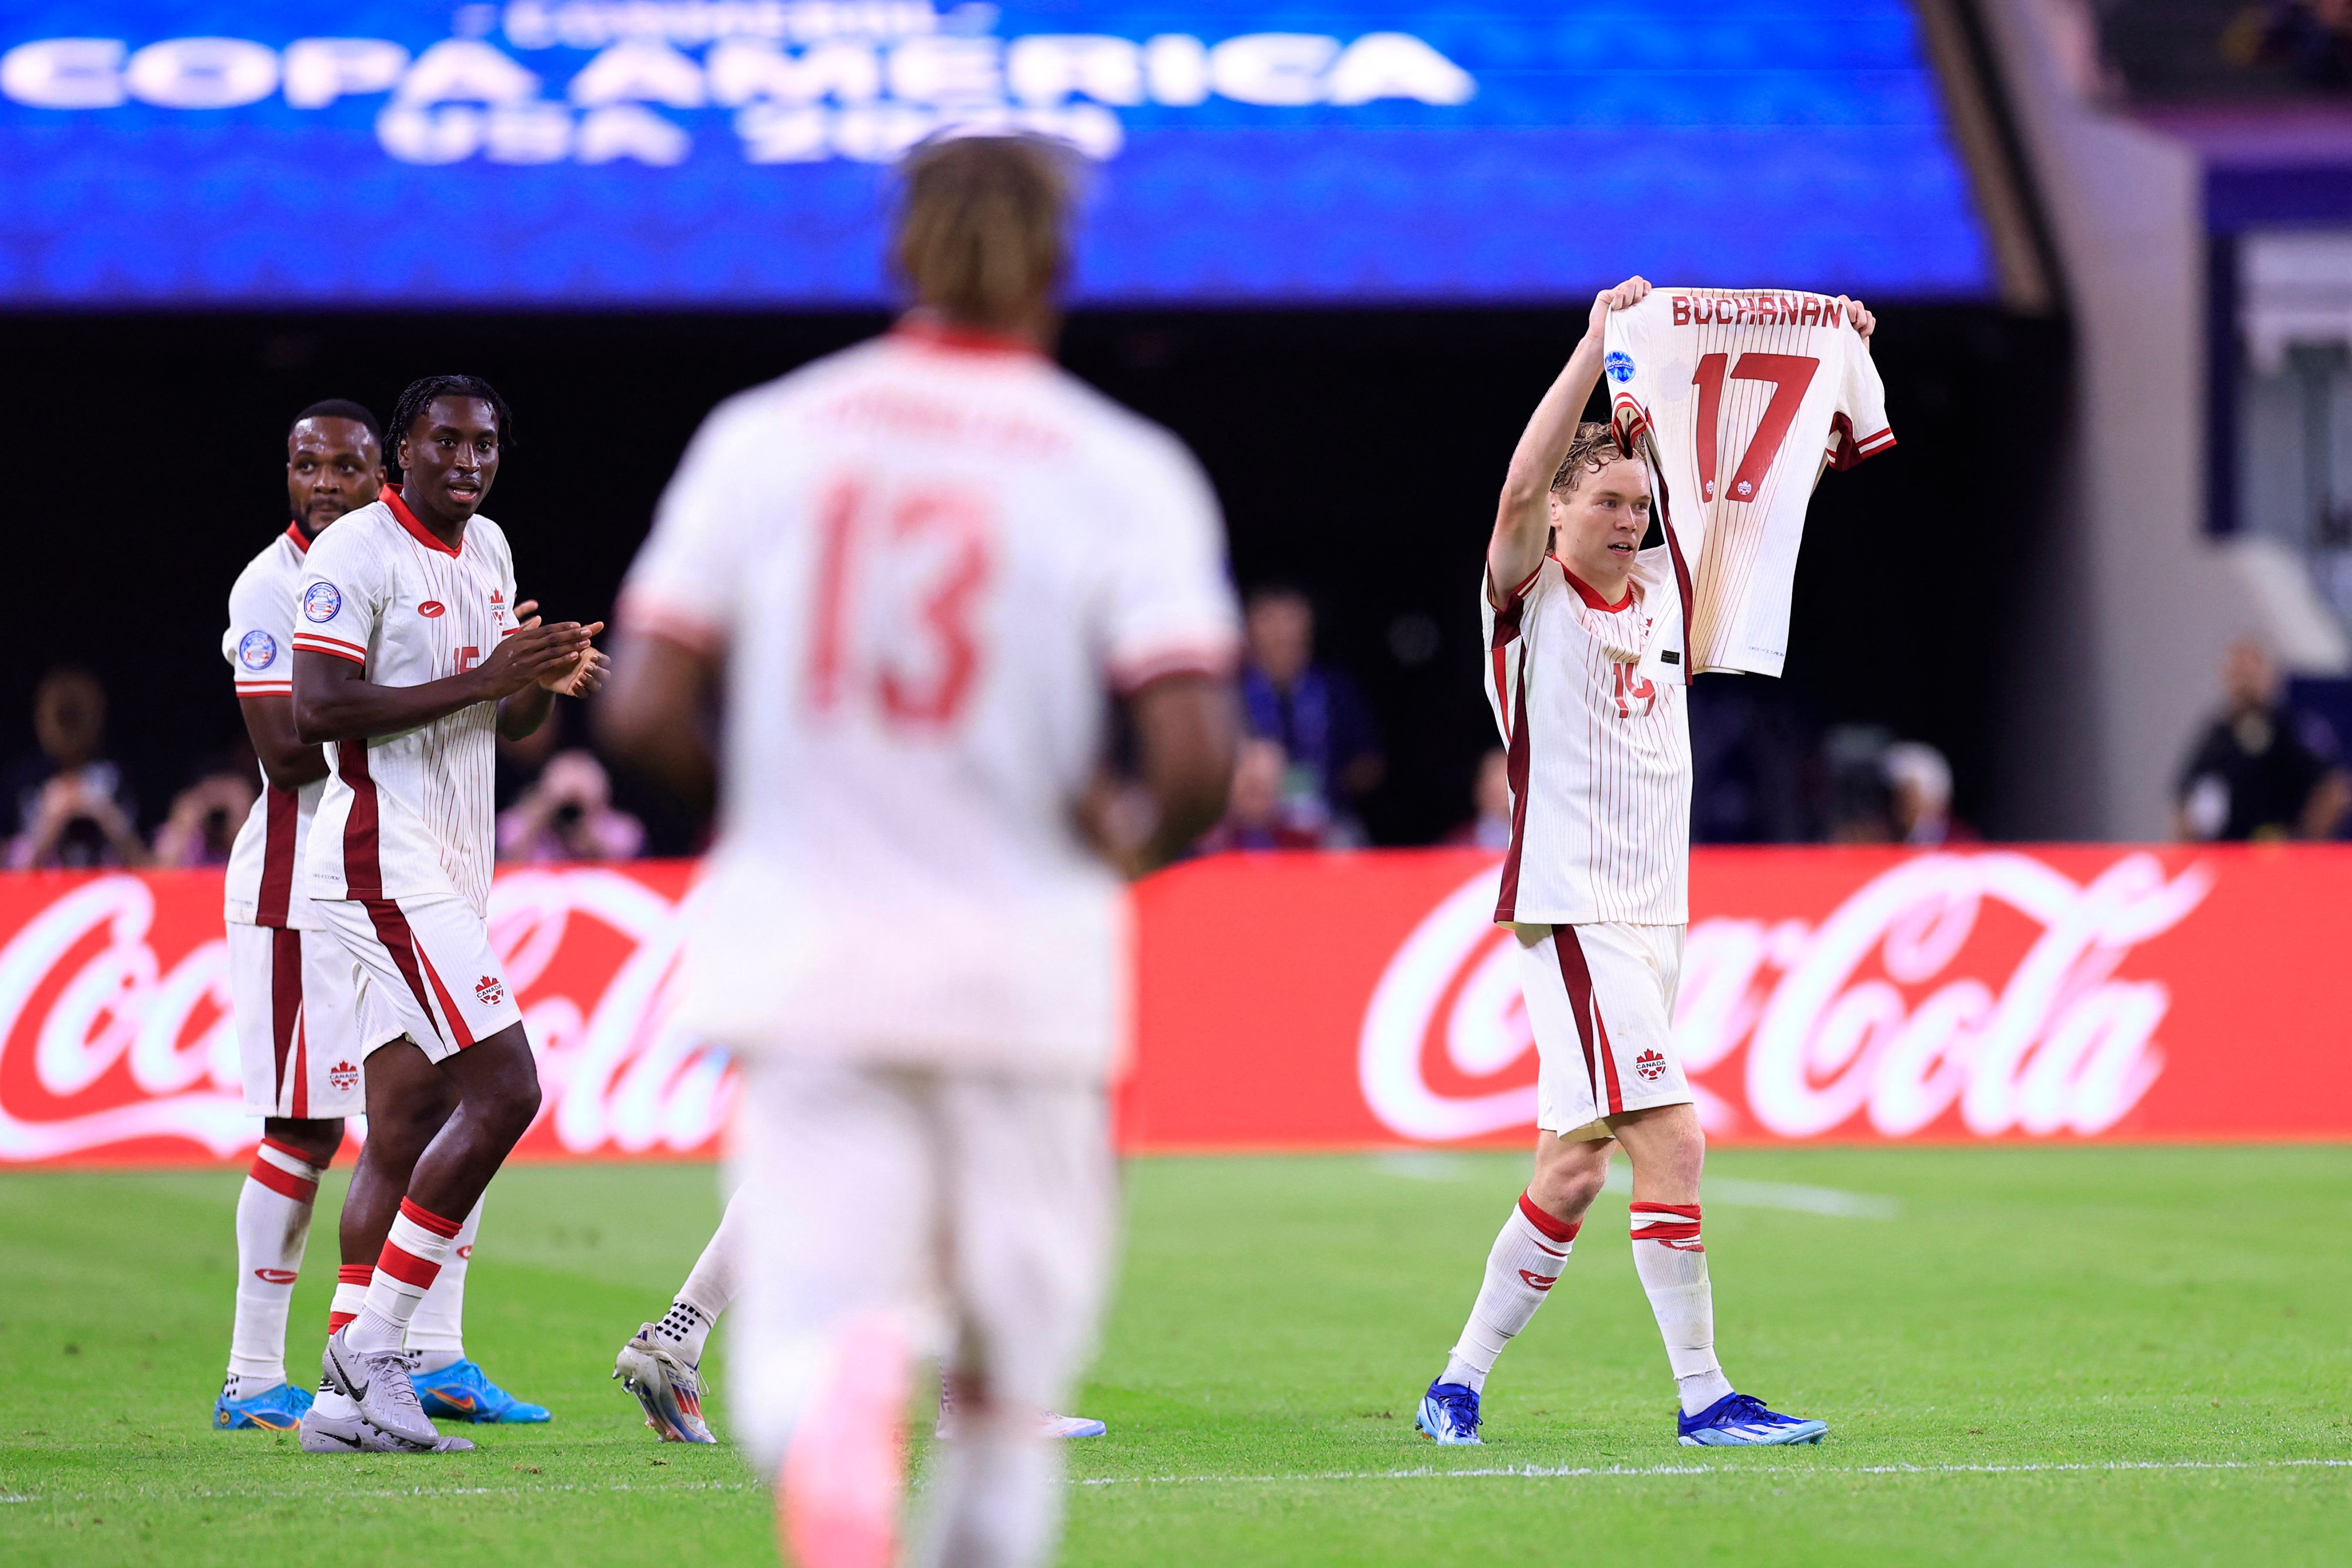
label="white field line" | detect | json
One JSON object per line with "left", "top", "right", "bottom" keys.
{"left": 1368, "top": 1152, "right": 1899, "bottom": 1219}
{"left": 8, "top": 1457, "right": 2344, "bottom": 1506}
{"left": 1074, "top": 1456, "right": 2352, "bottom": 1487}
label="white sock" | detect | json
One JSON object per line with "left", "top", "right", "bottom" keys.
{"left": 349, "top": 1198, "right": 462, "bottom": 1355}
{"left": 313, "top": 1266, "right": 374, "bottom": 1419}
{"left": 225, "top": 1140, "right": 323, "bottom": 1389}
{"left": 1629, "top": 1202, "right": 1733, "bottom": 1415}
{"left": 654, "top": 1191, "right": 750, "bottom": 1365}
{"left": 406, "top": 1199, "right": 483, "bottom": 1373}
{"left": 1440, "top": 1191, "right": 1581, "bottom": 1393}
{"left": 913, "top": 1404, "right": 1061, "bottom": 1568}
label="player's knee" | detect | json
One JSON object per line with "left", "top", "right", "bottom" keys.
{"left": 262, "top": 1116, "right": 345, "bottom": 1168}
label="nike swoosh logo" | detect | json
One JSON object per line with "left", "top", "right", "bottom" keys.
{"left": 1518, "top": 1270, "right": 1558, "bottom": 1290}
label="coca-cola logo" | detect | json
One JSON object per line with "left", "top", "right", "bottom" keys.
{"left": 1358, "top": 851, "right": 2212, "bottom": 1144}
{"left": 0, "top": 868, "right": 735, "bottom": 1165}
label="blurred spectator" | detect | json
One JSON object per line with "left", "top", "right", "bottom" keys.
{"left": 2224, "top": 0, "right": 2352, "bottom": 91}
{"left": 1239, "top": 586, "right": 1382, "bottom": 842}
{"left": 4, "top": 667, "right": 148, "bottom": 869}
{"left": 1689, "top": 680, "right": 1813, "bottom": 843}
{"left": 497, "top": 750, "right": 647, "bottom": 862}
{"left": 1443, "top": 747, "right": 1514, "bottom": 852}
{"left": 2175, "top": 637, "right": 2352, "bottom": 840}
{"left": 496, "top": 699, "right": 570, "bottom": 810}
{"left": 152, "top": 770, "right": 258, "bottom": 868}
{"left": 1822, "top": 724, "right": 1897, "bottom": 844}
{"left": 1883, "top": 741, "right": 1979, "bottom": 847}
{"left": 1195, "top": 739, "right": 1327, "bottom": 853}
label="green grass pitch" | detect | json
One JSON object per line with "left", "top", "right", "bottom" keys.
{"left": 1, "top": 1146, "right": 2347, "bottom": 1566}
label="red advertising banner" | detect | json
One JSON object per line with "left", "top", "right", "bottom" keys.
{"left": 2, "top": 847, "right": 2347, "bottom": 1167}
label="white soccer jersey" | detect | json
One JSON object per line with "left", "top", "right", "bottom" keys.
{"left": 293, "top": 487, "right": 519, "bottom": 915}
{"left": 1603, "top": 289, "right": 1894, "bottom": 680}
{"left": 620, "top": 323, "right": 1242, "bottom": 1079}
{"left": 1480, "top": 556, "right": 1692, "bottom": 927}
{"left": 222, "top": 523, "right": 323, "bottom": 930}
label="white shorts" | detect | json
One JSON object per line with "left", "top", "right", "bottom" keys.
{"left": 226, "top": 922, "right": 366, "bottom": 1119}
{"left": 310, "top": 892, "right": 522, "bottom": 1065}
{"left": 726, "top": 1054, "right": 1115, "bottom": 1479}
{"left": 1517, "top": 921, "right": 1692, "bottom": 1140}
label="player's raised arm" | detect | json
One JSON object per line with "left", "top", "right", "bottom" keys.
{"left": 1488, "top": 277, "right": 1650, "bottom": 606}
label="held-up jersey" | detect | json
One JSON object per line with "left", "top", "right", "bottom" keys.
{"left": 1480, "top": 556, "right": 1692, "bottom": 927}
{"left": 294, "top": 487, "right": 520, "bottom": 915}
{"left": 1603, "top": 289, "right": 1894, "bottom": 680}
{"left": 222, "top": 523, "right": 322, "bottom": 930}
{"left": 619, "top": 323, "right": 1242, "bottom": 1079}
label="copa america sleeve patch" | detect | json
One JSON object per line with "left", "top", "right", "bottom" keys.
{"left": 302, "top": 582, "right": 342, "bottom": 623}
{"left": 237, "top": 630, "right": 278, "bottom": 670}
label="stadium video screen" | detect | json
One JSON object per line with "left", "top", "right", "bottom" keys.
{"left": 0, "top": 4, "right": 1996, "bottom": 306}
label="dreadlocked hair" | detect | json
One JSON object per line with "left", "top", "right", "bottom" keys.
{"left": 1551, "top": 421, "right": 1629, "bottom": 493}
{"left": 893, "top": 132, "right": 1071, "bottom": 327}
{"left": 387, "top": 375, "right": 513, "bottom": 474}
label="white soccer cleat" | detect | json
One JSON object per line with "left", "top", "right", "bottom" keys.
{"left": 934, "top": 1385, "right": 1107, "bottom": 1440}
{"left": 322, "top": 1328, "right": 443, "bottom": 1449}
{"left": 614, "top": 1326, "right": 717, "bottom": 1443}
{"left": 299, "top": 1398, "right": 476, "bottom": 1454}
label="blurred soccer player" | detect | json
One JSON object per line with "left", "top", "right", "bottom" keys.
{"left": 288, "top": 377, "right": 604, "bottom": 1453}
{"left": 599, "top": 135, "right": 1240, "bottom": 1568}
{"left": 1415, "top": 280, "right": 1836, "bottom": 1449}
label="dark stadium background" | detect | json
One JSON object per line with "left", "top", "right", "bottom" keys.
{"left": 0, "top": 300, "right": 2066, "bottom": 848}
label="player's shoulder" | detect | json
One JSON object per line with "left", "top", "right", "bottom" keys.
{"left": 703, "top": 337, "right": 900, "bottom": 438}
{"left": 228, "top": 527, "right": 302, "bottom": 603}
{"left": 463, "top": 509, "right": 514, "bottom": 564}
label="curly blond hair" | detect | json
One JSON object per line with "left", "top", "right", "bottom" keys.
{"left": 1551, "top": 420, "right": 1631, "bottom": 494}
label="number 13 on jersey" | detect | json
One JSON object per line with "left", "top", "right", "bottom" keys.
{"left": 804, "top": 474, "right": 997, "bottom": 730}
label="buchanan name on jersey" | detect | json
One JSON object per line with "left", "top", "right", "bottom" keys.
{"left": 291, "top": 487, "right": 520, "bottom": 915}
{"left": 1604, "top": 289, "right": 1894, "bottom": 681}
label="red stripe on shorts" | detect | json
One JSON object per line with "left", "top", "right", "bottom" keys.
{"left": 338, "top": 741, "right": 382, "bottom": 898}
{"left": 413, "top": 940, "right": 477, "bottom": 1051}
{"left": 1554, "top": 927, "right": 1602, "bottom": 1113}
{"left": 360, "top": 899, "right": 443, "bottom": 1045}
{"left": 1593, "top": 1005, "right": 1625, "bottom": 1116}
{"left": 269, "top": 927, "right": 302, "bottom": 1112}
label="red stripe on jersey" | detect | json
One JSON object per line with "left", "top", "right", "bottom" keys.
{"left": 376, "top": 1242, "right": 443, "bottom": 1290}
{"left": 1488, "top": 588, "right": 1526, "bottom": 745}
{"left": 1493, "top": 652, "right": 1534, "bottom": 922}
{"left": 413, "top": 940, "right": 477, "bottom": 1051}
{"left": 360, "top": 898, "right": 443, "bottom": 1045}
{"left": 1554, "top": 927, "right": 1602, "bottom": 1108}
{"left": 236, "top": 683, "right": 293, "bottom": 696}
{"left": 292, "top": 630, "right": 366, "bottom": 656}
{"left": 283, "top": 521, "right": 311, "bottom": 556}
{"left": 291, "top": 638, "right": 366, "bottom": 665}
{"left": 246, "top": 1152, "right": 316, "bottom": 1203}
{"left": 382, "top": 484, "right": 460, "bottom": 558}
{"left": 269, "top": 926, "right": 302, "bottom": 1110}
{"left": 397, "top": 1198, "right": 465, "bottom": 1239}
{"left": 256, "top": 783, "right": 298, "bottom": 927}
{"left": 1659, "top": 511, "right": 1694, "bottom": 680}
{"left": 1560, "top": 563, "right": 1633, "bottom": 613}
{"left": 339, "top": 742, "right": 382, "bottom": 898}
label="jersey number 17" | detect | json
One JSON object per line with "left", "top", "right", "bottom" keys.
{"left": 1691, "top": 353, "right": 1820, "bottom": 504}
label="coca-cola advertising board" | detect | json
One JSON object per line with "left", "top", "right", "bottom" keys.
{"left": 4, "top": 848, "right": 2346, "bottom": 1167}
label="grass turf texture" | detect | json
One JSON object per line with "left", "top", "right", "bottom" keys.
{"left": 0, "top": 1149, "right": 2346, "bottom": 1566}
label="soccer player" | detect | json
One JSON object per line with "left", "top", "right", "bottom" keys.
{"left": 288, "top": 376, "right": 604, "bottom": 1453}
{"left": 597, "top": 134, "right": 1240, "bottom": 1567}
{"left": 613, "top": 1188, "right": 1106, "bottom": 1444}
{"left": 214, "top": 402, "right": 544, "bottom": 1433}
{"left": 1415, "top": 278, "right": 1843, "bottom": 1449}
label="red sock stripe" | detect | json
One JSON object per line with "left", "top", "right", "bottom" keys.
{"left": 376, "top": 1240, "right": 443, "bottom": 1292}
{"left": 247, "top": 1156, "right": 317, "bottom": 1203}
{"left": 1630, "top": 1202, "right": 1703, "bottom": 1243}
{"left": 336, "top": 1263, "right": 376, "bottom": 1286}
{"left": 259, "top": 1135, "right": 331, "bottom": 1171}
{"left": 1517, "top": 1191, "right": 1582, "bottom": 1244}
{"left": 397, "top": 1197, "right": 465, "bottom": 1238}
{"left": 328, "top": 1312, "right": 358, "bottom": 1332}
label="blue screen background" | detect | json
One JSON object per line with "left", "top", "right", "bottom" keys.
{"left": 0, "top": 4, "right": 1995, "bottom": 306}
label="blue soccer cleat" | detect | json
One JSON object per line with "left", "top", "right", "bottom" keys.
{"left": 1415, "top": 1380, "right": 1483, "bottom": 1446}
{"left": 213, "top": 1380, "right": 313, "bottom": 1431}
{"left": 413, "top": 1359, "right": 552, "bottom": 1424}
{"left": 1676, "top": 1392, "right": 1828, "bottom": 1446}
